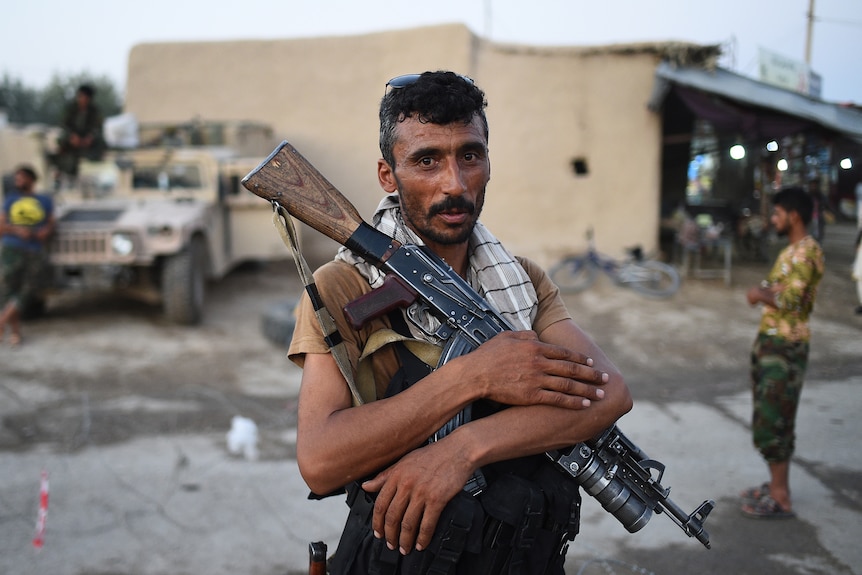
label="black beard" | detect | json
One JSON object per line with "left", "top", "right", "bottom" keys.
{"left": 396, "top": 187, "right": 484, "bottom": 245}
{"left": 401, "top": 205, "right": 477, "bottom": 246}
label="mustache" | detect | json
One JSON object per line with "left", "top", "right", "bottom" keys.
{"left": 428, "top": 196, "right": 476, "bottom": 217}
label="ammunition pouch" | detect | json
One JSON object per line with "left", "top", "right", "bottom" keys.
{"left": 330, "top": 463, "right": 580, "bottom": 575}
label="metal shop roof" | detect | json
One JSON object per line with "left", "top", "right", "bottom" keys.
{"left": 649, "top": 61, "right": 862, "bottom": 143}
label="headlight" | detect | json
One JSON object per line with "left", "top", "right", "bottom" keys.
{"left": 111, "top": 233, "right": 135, "bottom": 256}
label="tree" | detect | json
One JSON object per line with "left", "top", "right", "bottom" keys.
{"left": 0, "top": 72, "right": 122, "bottom": 126}
{"left": 0, "top": 74, "right": 42, "bottom": 123}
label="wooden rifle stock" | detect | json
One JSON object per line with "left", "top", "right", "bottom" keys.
{"left": 241, "top": 141, "right": 364, "bottom": 246}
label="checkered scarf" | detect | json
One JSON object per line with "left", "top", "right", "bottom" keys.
{"left": 335, "top": 193, "right": 537, "bottom": 340}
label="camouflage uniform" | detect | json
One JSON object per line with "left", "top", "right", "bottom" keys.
{"left": 750, "top": 235, "right": 824, "bottom": 462}
{"left": 55, "top": 100, "right": 105, "bottom": 177}
{"left": 0, "top": 245, "right": 49, "bottom": 310}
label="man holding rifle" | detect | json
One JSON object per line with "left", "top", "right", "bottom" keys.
{"left": 287, "top": 71, "right": 632, "bottom": 574}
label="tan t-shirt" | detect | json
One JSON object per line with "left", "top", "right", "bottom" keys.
{"left": 288, "top": 256, "right": 571, "bottom": 400}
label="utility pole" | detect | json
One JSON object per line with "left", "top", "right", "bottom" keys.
{"left": 805, "top": 0, "right": 815, "bottom": 65}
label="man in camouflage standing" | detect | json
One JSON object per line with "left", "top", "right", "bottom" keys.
{"left": 740, "top": 186, "right": 824, "bottom": 519}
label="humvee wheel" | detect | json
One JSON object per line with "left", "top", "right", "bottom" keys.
{"left": 20, "top": 297, "right": 47, "bottom": 320}
{"left": 260, "top": 298, "right": 298, "bottom": 348}
{"left": 162, "top": 239, "right": 206, "bottom": 325}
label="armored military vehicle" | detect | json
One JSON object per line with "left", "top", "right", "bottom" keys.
{"left": 44, "top": 121, "right": 288, "bottom": 324}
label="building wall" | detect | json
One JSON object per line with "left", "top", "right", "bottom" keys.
{"left": 476, "top": 46, "right": 663, "bottom": 265}
{"left": 125, "top": 24, "right": 676, "bottom": 266}
{"left": 0, "top": 126, "right": 55, "bottom": 191}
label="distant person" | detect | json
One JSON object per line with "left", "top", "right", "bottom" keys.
{"left": 806, "top": 182, "right": 825, "bottom": 243}
{"left": 854, "top": 181, "right": 862, "bottom": 314}
{"left": 855, "top": 180, "right": 862, "bottom": 229}
{"left": 740, "top": 187, "right": 824, "bottom": 519}
{"left": 0, "top": 165, "right": 55, "bottom": 346}
{"left": 853, "top": 227, "right": 862, "bottom": 315}
{"left": 54, "top": 83, "right": 105, "bottom": 186}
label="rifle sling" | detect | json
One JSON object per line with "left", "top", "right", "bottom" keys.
{"left": 272, "top": 203, "right": 442, "bottom": 406}
{"left": 272, "top": 204, "right": 366, "bottom": 406}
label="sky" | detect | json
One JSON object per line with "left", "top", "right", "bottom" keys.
{"left": 2, "top": 0, "right": 861, "bottom": 104}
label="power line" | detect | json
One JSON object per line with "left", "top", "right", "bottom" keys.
{"left": 815, "top": 16, "right": 862, "bottom": 28}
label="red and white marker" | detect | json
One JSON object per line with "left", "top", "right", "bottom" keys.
{"left": 32, "top": 470, "right": 49, "bottom": 549}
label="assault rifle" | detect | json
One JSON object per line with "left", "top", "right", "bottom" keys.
{"left": 242, "top": 141, "right": 714, "bottom": 549}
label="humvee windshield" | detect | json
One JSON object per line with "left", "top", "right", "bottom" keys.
{"left": 132, "top": 163, "right": 203, "bottom": 190}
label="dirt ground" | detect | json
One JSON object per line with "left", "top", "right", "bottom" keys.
{"left": 1, "top": 222, "right": 860, "bottom": 575}
{"left": 0, "top": 259, "right": 305, "bottom": 455}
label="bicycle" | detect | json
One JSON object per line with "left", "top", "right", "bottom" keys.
{"left": 548, "top": 228, "right": 680, "bottom": 298}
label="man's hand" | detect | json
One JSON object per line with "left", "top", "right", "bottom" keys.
{"left": 34, "top": 226, "right": 53, "bottom": 243}
{"left": 361, "top": 439, "right": 473, "bottom": 555}
{"left": 7, "top": 225, "right": 34, "bottom": 241}
{"left": 747, "top": 285, "right": 779, "bottom": 307}
{"left": 449, "top": 330, "right": 609, "bottom": 409}
{"left": 746, "top": 286, "right": 761, "bottom": 306}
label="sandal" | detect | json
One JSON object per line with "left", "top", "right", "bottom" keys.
{"left": 741, "top": 495, "right": 795, "bottom": 519}
{"left": 739, "top": 482, "right": 770, "bottom": 502}
{"left": 8, "top": 333, "right": 22, "bottom": 348}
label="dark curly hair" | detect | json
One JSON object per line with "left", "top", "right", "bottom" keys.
{"left": 773, "top": 186, "right": 814, "bottom": 226}
{"left": 379, "top": 71, "right": 488, "bottom": 168}
{"left": 15, "top": 164, "right": 38, "bottom": 182}
{"left": 77, "top": 83, "right": 96, "bottom": 98}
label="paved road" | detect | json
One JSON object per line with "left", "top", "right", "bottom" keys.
{"left": 1, "top": 223, "right": 860, "bottom": 575}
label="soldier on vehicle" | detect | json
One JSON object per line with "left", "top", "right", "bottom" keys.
{"left": 54, "top": 83, "right": 105, "bottom": 186}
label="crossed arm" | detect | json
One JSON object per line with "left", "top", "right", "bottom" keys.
{"left": 747, "top": 255, "right": 820, "bottom": 310}
{"left": 295, "top": 317, "right": 631, "bottom": 554}
{"left": 0, "top": 213, "right": 55, "bottom": 243}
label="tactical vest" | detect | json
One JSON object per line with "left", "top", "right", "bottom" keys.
{"left": 327, "top": 312, "right": 582, "bottom": 575}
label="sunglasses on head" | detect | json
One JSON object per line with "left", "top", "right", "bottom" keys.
{"left": 385, "top": 73, "right": 475, "bottom": 93}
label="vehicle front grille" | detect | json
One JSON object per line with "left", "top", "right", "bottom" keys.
{"left": 51, "top": 231, "right": 113, "bottom": 264}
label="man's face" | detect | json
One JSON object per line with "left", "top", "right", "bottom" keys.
{"left": 76, "top": 91, "right": 91, "bottom": 109}
{"left": 379, "top": 115, "right": 490, "bottom": 250}
{"left": 771, "top": 205, "right": 792, "bottom": 236}
{"left": 14, "top": 171, "right": 35, "bottom": 193}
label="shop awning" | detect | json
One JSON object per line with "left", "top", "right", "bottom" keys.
{"left": 649, "top": 61, "right": 862, "bottom": 143}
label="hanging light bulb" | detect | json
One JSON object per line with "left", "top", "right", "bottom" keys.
{"left": 729, "top": 144, "right": 746, "bottom": 160}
